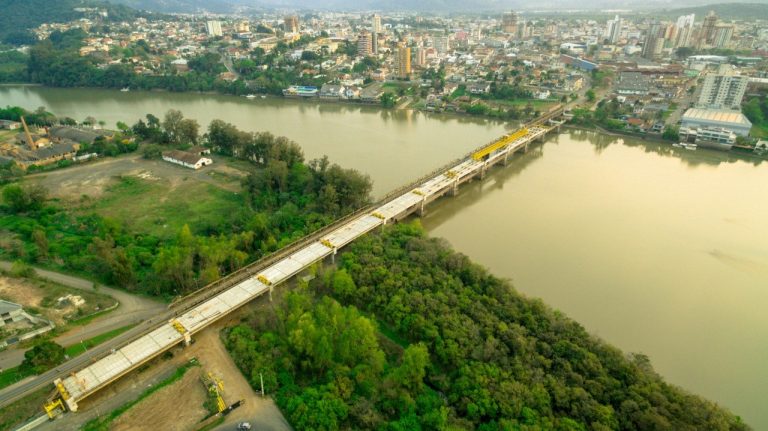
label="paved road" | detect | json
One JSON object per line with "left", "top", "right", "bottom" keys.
{"left": 0, "top": 263, "right": 165, "bottom": 408}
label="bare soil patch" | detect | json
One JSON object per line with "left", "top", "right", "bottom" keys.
{"left": 110, "top": 366, "right": 208, "bottom": 431}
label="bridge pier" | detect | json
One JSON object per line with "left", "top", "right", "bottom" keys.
{"left": 417, "top": 199, "right": 426, "bottom": 216}
{"left": 450, "top": 180, "right": 459, "bottom": 196}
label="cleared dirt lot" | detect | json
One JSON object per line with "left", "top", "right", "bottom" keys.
{"left": 26, "top": 152, "right": 248, "bottom": 201}
{"left": 111, "top": 365, "right": 208, "bottom": 431}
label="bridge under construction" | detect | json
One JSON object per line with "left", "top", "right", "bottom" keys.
{"left": 46, "top": 107, "right": 565, "bottom": 416}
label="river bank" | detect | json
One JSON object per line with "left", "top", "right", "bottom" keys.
{"left": 2, "top": 85, "right": 766, "bottom": 427}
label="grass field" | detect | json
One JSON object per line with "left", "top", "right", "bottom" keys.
{"left": 81, "top": 175, "right": 246, "bottom": 238}
{"left": 0, "top": 366, "right": 33, "bottom": 389}
{"left": 751, "top": 123, "right": 768, "bottom": 139}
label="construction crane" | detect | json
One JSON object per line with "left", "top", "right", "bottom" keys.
{"left": 19, "top": 116, "right": 36, "bottom": 151}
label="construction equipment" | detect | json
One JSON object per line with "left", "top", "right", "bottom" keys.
{"left": 20, "top": 116, "right": 35, "bottom": 150}
{"left": 43, "top": 398, "right": 64, "bottom": 419}
{"left": 201, "top": 372, "right": 226, "bottom": 414}
{"left": 472, "top": 128, "right": 529, "bottom": 161}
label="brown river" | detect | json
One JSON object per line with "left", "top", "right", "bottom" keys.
{"left": 2, "top": 85, "right": 766, "bottom": 428}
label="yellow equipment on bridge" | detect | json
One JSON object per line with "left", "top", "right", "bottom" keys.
{"left": 171, "top": 319, "right": 188, "bottom": 335}
{"left": 43, "top": 398, "right": 64, "bottom": 418}
{"left": 256, "top": 274, "right": 272, "bottom": 286}
{"left": 472, "top": 128, "right": 529, "bottom": 161}
{"left": 42, "top": 379, "right": 72, "bottom": 418}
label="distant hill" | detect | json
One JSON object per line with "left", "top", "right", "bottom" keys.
{"left": 0, "top": 0, "right": 153, "bottom": 45}
{"left": 109, "top": 0, "right": 768, "bottom": 13}
{"left": 654, "top": 3, "right": 768, "bottom": 20}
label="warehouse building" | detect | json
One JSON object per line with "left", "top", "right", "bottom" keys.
{"left": 681, "top": 108, "right": 752, "bottom": 136}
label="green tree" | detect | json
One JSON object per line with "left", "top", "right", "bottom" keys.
{"left": 2, "top": 184, "right": 47, "bottom": 213}
{"left": 662, "top": 126, "right": 680, "bottom": 141}
{"left": 586, "top": 89, "right": 596, "bottom": 102}
{"left": 20, "top": 341, "right": 65, "bottom": 374}
{"left": 380, "top": 93, "right": 397, "bottom": 108}
{"left": 391, "top": 343, "right": 429, "bottom": 391}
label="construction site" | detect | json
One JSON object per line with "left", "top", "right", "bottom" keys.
{"left": 0, "top": 117, "right": 115, "bottom": 169}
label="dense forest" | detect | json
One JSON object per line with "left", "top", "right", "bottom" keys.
{"left": 226, "top": 222, "right": 749, "bottom": 430}
{"left": 0, "top": 109, "right": 372, "bottom": 299}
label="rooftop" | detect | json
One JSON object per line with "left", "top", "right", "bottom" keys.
{"left": 682, "top": 108, "right": 752, "bottom": 127}
{"left": 0, "top": 299, "right": 22, "bottom": 315}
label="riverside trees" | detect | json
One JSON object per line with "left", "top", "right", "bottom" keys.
{"left": 226, "top": 222, "right": 749, "bottom": 430}
{"left": 0, "top": 111, "right": 372, "bottom": 299}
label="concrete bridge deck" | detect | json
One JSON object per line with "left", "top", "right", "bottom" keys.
{"left": 50, "top": 109, "right": 564, "bottom": 414}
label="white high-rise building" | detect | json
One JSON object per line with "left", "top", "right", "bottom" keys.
{"left": 205, "top": 20, "right": 223, "bottom": 37}
{"left": 605, "top": 15, "right": 622, "bottom": 44}
{"left": 372, "top": 14, "right": 382, "bottom": 33}
{"left": 697, "top": 65, "right": 748, "bottom": 110}
{"left": 434, "top": 36, "right": 450, "bottom": 54}
{"left": 674, "top": 13, "right": 695, "bottom": 48}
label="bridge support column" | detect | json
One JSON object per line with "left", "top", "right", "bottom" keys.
{"left": 503, "top": 151, "right": 510, "bottom": 166}
{"left": 269, "top": 285, "right": 273, "bottom": 302}
{"left": 417, "top": 199, "right": 426, "bottom": 217}
{"left": 450, "top": 180, "right": 459, "bottom": 196}
{"left": 479, "top": 164, "right": 487, "bottom": 180}
{"left": 524, "top": 142, "right": 529, "bottom": 153}
{"left": 183, "top": 332, "right": 192, "bottom": 346}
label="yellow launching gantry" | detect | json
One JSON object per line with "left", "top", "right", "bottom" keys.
{"left": 43, "top": 379, "right": 73, "bottom": 418}
{"left": 170, "top": 319, "right": 192, "bottom": 345}
{"left": 472, "top": 128, "right": 529, "bottom": 161}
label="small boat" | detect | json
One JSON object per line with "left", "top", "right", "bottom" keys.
{"left": 245, "top": 94, "right": 256, "bottom": 99}
{"left": 120, "top": 87, "right": 130, "bottom": 92}
{"left": 672, "top": 143, "right": 683, "bottom": 148}
{"left": 260, "top": 95, "right": 266, "bottom": 99}
{"left": 683, "top": 143, "right": 697, "bottom": 151}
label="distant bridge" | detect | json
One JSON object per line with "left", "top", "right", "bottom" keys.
{"left": 46, "top": 106, "right": 565, "bottom": 416}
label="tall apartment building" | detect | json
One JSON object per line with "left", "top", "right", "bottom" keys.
{"left": 284, "top": 15, "right": 299, "bottom": 33}
{"left": 235, "top": 20, "right": 250, "bottom": 33}
{"left": 642, "top": 21, "right": 664, "bottom": 60}
{"left": 205, "top": 21, "right": 222, "bottom": 37}
{"left": 413, "top": 46, "right": 427, "bottom": 67}
{"left": 713, "top": 24, "right": 734, "bottom": 48}
{"left": 698, "top": 10, "right": 718, "bottom": 48}
{"left": 674, "top": 13, "right": 695, "bottom": 48}
{"left": 372, "top": 14, "right": 382, "bottom": 33}
{"left": 434, "top": 36, "right": 450, "bottom": 54}
{"left": 605, "top": 15, "right": 622, "bottom": 44}
{"left": 357, "top": 31, "right": 372, "bottom": 56}
{"left": 396, "top": 42, "right": 411, "bottom": 79}
{"left": 697, "top": 65, "right": 748, "bottom": 109}
{"left": 502, "top": 11, "right": 518, "bottom": 34}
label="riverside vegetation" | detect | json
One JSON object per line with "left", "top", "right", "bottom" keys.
{"left": 225, "top": 222, "right": 748, "bottom": 431}
{"left": 0, "top": 108, "right": 372, "bottom": 300}
{"left": 0, "top": 104, "right": 749, "bottom": 428}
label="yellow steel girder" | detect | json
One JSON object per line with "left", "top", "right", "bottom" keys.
{"left": 472, "top": 128, "right": 529, "bottom": 161}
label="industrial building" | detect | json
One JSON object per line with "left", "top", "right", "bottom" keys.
{"left": 681, "top": 108, "right": 752, "bottom": 136}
